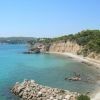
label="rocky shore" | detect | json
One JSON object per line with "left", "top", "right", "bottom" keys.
{"left": 11, "top": 80, "right": 79, "bottom": 100}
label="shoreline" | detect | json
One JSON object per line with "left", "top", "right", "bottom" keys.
{"left": 48, "top": 52, "right": 100, "bottom": 68}
{"left": 48, "top": 52, "right": 100, "bottom": 100}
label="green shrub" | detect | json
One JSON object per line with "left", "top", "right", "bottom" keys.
{"left": 77, "top": 95, "right": 90, "bottom": 100}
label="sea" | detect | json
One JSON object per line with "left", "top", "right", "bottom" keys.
{"left": 0, "top": 44, "right": 100, "bottom": 100}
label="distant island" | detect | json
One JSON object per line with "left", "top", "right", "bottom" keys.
{"left": 0, "top": 37, "right": 36, "bottom": 44}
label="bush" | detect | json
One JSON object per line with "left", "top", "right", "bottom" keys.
{"left": 77, "top": 95, "right": 90, "bottom": 100}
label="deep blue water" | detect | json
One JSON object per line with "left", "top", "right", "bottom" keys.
{"left": 0, "top": 44, "right": 100, "bottom": 100}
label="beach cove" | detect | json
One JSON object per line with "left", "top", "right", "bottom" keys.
{"left": 48, "top": 52, "right": 100, "bottom": 100}
{"left": 0, "top": 44, "right": 100, "bottom": 100}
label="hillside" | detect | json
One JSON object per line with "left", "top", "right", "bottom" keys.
{"left": 28, "top": 30, "right": 100, "bottom": 60}
{"left": 49, "top": 30, "right": 100, "bottom": 59}
{"left": 0, "top": 37, "right": 36, "bottom": 44}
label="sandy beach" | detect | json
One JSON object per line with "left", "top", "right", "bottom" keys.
{"left": 49, "top": 52, "right": 100, "bottom": 68}
{"left": 48, "top": 52, "right": 100, "bottom": 100}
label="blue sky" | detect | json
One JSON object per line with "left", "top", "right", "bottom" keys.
{"left": 0, "top": 0, "right": 100, "bottom": 37}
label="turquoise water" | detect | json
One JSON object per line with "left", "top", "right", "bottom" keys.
{"left": 0, "top": 44, "right": 100, "bottom": 100}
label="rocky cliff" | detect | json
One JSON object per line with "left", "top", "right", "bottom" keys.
{"left": 28, "top": 40, "right": 100, "bottom": 60}
{"left": 88, "top": 52, "right": 100, "bottom": 60}
{"left": 49, "top": 41, "right": 81, "bottom": 54}
{"left": 48, "top": 41, "right": 100, "bottom": 60}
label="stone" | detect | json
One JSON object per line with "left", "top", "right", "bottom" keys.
{"left": 11, "top": 79, "right": 78, "bottom": 100}
{"left": 49, "top": 96, "right": 54, "bottom": 100}
{"left": 65, "top": 94, "right": 71, "bottom": 99}
{"left": 37, "top": 92, "right": 42, "bottom": 97}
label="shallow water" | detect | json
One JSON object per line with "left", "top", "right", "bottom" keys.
{"left": 0, "top": 44, "right": 100, "bottom": 100}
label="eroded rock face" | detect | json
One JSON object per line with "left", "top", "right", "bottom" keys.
{"left": 49, "top": 41, "right": 100, "bottom": 60}
{"left": 11, "top": 80, "right": 79, "bottom": 100}
{"left": 88, "top": 52, "right": 100, "bottom": 60}
{"left": 49, "top": 41, "right": 81, "bottom": 54}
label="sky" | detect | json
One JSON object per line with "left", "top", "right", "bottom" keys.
{"left": 0, "top": 0, "right": 100, "bottom": 37}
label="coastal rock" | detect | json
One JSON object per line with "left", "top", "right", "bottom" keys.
{"left": 64, "top": 95, "right": 71, "bottom": 99}
{"left": 49, "top": 41, "right": 81, "bottom": 54}
{"left": 11, "top": 80, "right": 78, "bottom": 100}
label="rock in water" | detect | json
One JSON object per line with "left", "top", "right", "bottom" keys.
{"left": 11, "top": 79, "right": 79, "bottom": 100}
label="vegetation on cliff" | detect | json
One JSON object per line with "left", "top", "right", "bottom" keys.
{"left": 27, "top": 30, "right": 100, "bottom": 57}
{"left": 75, "top": 30, "right": 100, "bottom": 56}
{"left": 49, "top": 30, "right": 100, "bottom": 56}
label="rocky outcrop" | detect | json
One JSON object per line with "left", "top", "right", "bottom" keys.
{"left": 11, "top": 80, "right": 79, "bottom": 100}
{"left": 49, "top": 41, "right": 81, "bottom": 54}
{"left": 48, "top": 41, "right": 100, "bottom": 60}
{"left": 88, "top": 52, "right": 100, "bottom": 60}
{"left": 27, "top": 40, "right": 100, "bottom": 60}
